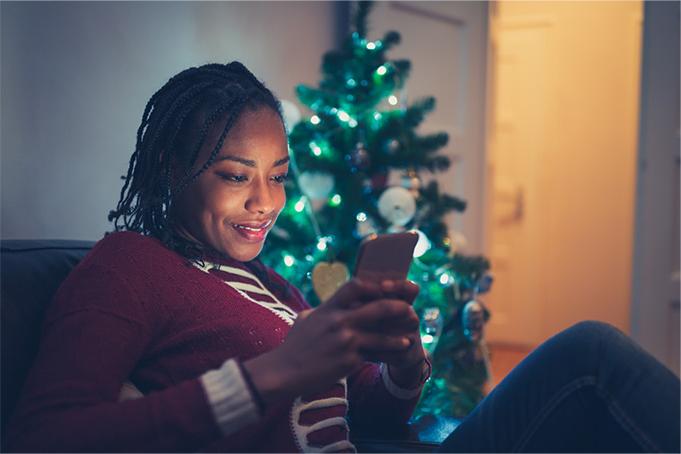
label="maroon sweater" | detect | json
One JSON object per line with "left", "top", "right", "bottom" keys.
{"left": 7, "top": 232, "right": 423, "bottom": 452}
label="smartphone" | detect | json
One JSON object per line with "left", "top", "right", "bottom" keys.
{"left": 353, "top": 231, "right": 418, "bottom": 281}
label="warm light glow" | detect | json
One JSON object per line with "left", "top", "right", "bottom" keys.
{"left": 348, "top": 119, "right": 358, "bottom": 128}
{"left": 439, "top": 273, "right": 451, "bottom": 285}
{"left": 366, "top": 42, "right": 376, "bottom": 50}
{"left": 310, "top": 115, "right": 321, "bottom": 125}
{"left": 310, "top": 143, "right": 322, "bottom": 156}
{"left": 294, "top": 198, "right": 306, "bottom": 212}
{"left": 376, "top": 65, "right": 387, "bottom": 76}
{"left": 337, "top": 110, "right": 351, "bottom": 122}
{"left": 316, "top": 238, "right": 328, "bottom": 251}
{"left": 356, "top": 212, "right": 367, "bottom": 222}
{"left": 388, "top": 95, "right": 398, "bottom": 106}
{"left": 421, "top": 334, "right": 435, "bottom": 344}
{"left": 284, "top": 255, "right": 295, "bottom": 267}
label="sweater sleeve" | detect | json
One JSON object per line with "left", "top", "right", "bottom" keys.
{"left": 6, "top": 263, "right": 257, "bottom": 453}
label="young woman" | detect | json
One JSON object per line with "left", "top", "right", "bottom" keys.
{"left": 7, "top": 62, "right": 679, "bottom": 453}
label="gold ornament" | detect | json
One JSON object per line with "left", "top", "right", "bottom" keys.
{"left": 311, "top": 261, "right": 350, "bottom": 303}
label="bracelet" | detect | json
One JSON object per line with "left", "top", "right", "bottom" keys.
{"left": 236, "top": 362, "right": 266, "bottom": 416}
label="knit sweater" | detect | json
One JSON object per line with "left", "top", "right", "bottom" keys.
{"left": 7, "top": 231, "right": 425, "bottom": 452}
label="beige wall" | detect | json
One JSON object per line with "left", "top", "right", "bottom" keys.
{"left": 485, "top": 1, "right": 643, "bottom": 345}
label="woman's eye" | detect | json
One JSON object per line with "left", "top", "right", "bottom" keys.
{"left": 272, "top": 174, "right": 289, "bottom": 184}
{"left": 218, "top": 174, "right": 248, "bottom": 183}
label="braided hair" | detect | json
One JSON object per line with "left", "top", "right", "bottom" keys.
{"left": 108, "top": 62, "right": 284, "bottom": 263}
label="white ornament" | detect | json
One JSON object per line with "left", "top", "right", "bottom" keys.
{"left": 377, "top": 186, "right": 416, "bottom": 227}
{"left": 298, "top": 172, "right": 335, "bottom": 200}
{"left": 279, "top": 99, "right": 302, "bottom": 133}
{"left": 411, "top": 229, "right": 431, "bottom": 258}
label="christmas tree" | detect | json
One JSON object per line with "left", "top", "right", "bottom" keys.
{"left": 261, "top": 1, "right": 492, "bottom": 419}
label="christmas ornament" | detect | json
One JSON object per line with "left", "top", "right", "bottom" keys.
{"left": 298, "top": 171, "right": 335, "bottom": 201}
{"left": 401, "top": 169, "right": 422, "bottom": 196}
{"left": 411, "top": 229, "right": 431, "bottom": 257}
{"left": 348, "top": 142, "right": 370, "bottom": 171}
{"left": 279, "top": 99, "right": 302, "bottom": 132}
{"left": 462, "top": 299, "right": 487, "bottom": 343}
{"left": 377, "top": 186, "right": 416, "bottom": 227}
{"left": 421, "top": 307, "right": 444, "bottom": 352}
{"left": 311, "top": 261, "right": 349, "bottom": 303}
{"left": 476, "top": 273, "right": 494, "bottom": 294}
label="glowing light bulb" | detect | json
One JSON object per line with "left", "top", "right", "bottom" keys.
{"left": 284, "top": 255, "right": 295, "bottom": 267}
{"left": 330, "top": 194, "right": 342, "bottom": 206}
{"left": 356, "top": 212, "right": 367, "bottom": 222}
{"left": 348, "top": 119, "right": 358, "bottom": 128}
{"left": 337, "top": 110, "right": 350, "bottom": 122}
{"left": 376, "top": 65, "right": 387, "bottom": 76}
{"left": 388, "top": 95, "right": 398, "bottom": 106}
{"left": 373, "top": 112, "right": 382, "bottom": 121}
{"left": 310, "top": 115, "right": 321, "bottom": 125}
{"left": 294, "top": 198, "right": 306, "bottom": 212}
{"left": 439, "top": 273, "right": 451, "bottom": 285}
{"left": 366, "top": 42, "right": 376, "bottom": 50}
{"left": 310, "top": 143, "right": 322, "bottom": 156}
{"left": 316, "top": 238, "right": 327, "bottom": 251}
{"left": 422, "top": 334, "right": 435, "bottom": 344}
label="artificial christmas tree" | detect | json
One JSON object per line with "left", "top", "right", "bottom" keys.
{"left": 261, "top": 1, "right": 492, "bottom": 419}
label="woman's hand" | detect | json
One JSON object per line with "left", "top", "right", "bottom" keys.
{"left": 363, "top": 280, "right": 429, "bottom": 389}
{"left": 242, "top": 278, "right": 417, "bottom": 406}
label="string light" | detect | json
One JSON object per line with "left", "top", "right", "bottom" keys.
{"left": 439, "top": 272, "right": 452, "bottom": 285}
{"left": 330, "top": 194, "right": 342, "bottom": 206}
{"left": 422, "top": 334, "right": 435, "bottom": 344}
{"left": 310, "top": 115, "right": 321, "bottom": 125}
{"left": 366, "top": 42, "right": 376, "bottom": 50}
{"left": 284, "top": 255, "right": 295, "bottom": 267}
{"left": 376, "top": 65, "right": 387, "bottom": 76}
{"left": 346, "top": 78, "right": 357, "bottom": 88}
{"left": 373, "top": 112, "right": 382, "bottom": 121}
{"left": 356, "top": 212, "right": 367, "bottom": 222}
{"left": 294, "top": 197, "right": 306, "bottom": 212}
{"left": 348, "top": 119, "right": 358, "bottom": 128}
{"left": 388, "top": 95, "right": 398, "bottom": 106}
{"left": 310, "top": 142, "right": 322, "bottom": 156}
{"left": 337, "top": 110, "right": 351, "bottom": 122}
{"left": 316, "top": 237, "right": 328, "bottom": 251}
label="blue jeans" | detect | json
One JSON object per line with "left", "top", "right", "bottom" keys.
{"left": 438, "top": 321, "right": 680, "bottom": 452}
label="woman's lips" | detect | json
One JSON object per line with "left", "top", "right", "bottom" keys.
{"left": 230, "top": 219, "right": 272, "bottom": 242}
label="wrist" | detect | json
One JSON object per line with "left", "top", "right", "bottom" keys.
{"left": 387, "top": 356, "right": 431, "bottom": 389}
{"left": 241, "top": 351, "right": 299, "bottom": 408}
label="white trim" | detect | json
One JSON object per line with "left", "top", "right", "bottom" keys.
{"left": 200, "top": 359, "right": 259, "bottom": 437}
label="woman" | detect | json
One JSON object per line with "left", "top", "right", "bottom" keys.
{"left": 7, "top": 62, "right": 679, "bottom": 453}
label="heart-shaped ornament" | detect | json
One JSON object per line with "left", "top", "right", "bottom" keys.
{"left": 312, "top": 261, "right": 350, "bottom": 303}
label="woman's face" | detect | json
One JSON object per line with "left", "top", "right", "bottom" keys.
{"left": 172, "top": 107, "right": 289, "bottom": 262}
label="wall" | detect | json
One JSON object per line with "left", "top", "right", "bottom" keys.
{"left": 630, "top": 1, "right": 680, "bottom": 375}
{"left": 1, "top": 1, "right": 340, "bottom": 240}
{"left": 485, "top": 1, "right": 643, "bottom": 345}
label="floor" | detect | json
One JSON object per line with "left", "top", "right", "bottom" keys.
{"left": 485, "top": 342, "right": 534, "bottom": 392}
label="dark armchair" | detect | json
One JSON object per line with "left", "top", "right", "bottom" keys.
{"left": 1, "top": 240, "right": 449, "bottom": 452}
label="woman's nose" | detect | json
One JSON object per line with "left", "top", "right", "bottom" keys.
{"left": 245, "top": 178, "right": 275, "bottom": 214}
